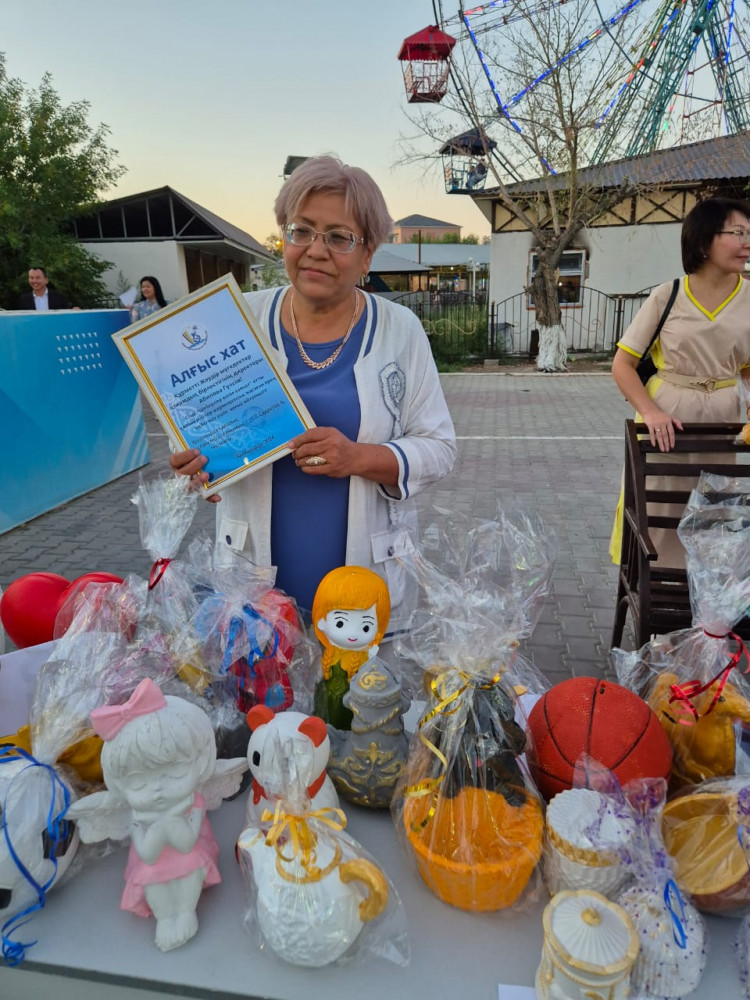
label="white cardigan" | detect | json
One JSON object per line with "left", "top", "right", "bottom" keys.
{"left": 216, "top": 287, "right": 457, "bottom": 633}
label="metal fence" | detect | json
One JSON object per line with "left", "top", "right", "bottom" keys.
{"left": 390, "top": 286, "right": 651, "bottom": 362}
{"left": 490, "top": 287, "right": 650, "bottom": 357}
{"left": 388, "top": 290, "right": 490, "bottom": 364}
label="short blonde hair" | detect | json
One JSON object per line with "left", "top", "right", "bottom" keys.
{"left": 274, "top": 155, "right": 393, "bottom": 249}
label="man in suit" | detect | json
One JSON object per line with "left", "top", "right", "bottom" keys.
{"left": 18, "top": 267, "right": 70, "bottom": 310}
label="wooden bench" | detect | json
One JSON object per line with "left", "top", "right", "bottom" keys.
{"left": 611, "top": 420, "right": 750, "bottom": 649}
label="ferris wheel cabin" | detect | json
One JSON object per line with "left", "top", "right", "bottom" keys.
{"left": 440, "top": 128, "right": 497, "bottom": 194}
{"left": 398, "top": 25, "right": 457, "bottom": 104}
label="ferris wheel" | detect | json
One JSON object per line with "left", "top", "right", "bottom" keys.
{"left": 426, "top": 0, "right": 750, "bottom": 167}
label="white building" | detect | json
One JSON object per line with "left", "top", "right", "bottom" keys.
{"left": 469, "top": 131, "right": 750, "bottom": 353}
{"left": 72, "top": 187, "right": 272, "bottom": 303}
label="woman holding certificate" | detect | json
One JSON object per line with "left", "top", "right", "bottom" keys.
{"left": 170, "top": 156, "right": 456, "bottom": 632}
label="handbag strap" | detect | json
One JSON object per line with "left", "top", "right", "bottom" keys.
{"left": 642, "top": 277, "right": 680, "bottom": 358}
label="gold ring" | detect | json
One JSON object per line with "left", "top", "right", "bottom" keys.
{"left": 305, "top": 455, "right": 326, "bottom": 467}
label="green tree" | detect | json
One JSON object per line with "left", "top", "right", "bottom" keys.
{"left": 0, "top": 54, "right": 125, "bottom": 309}
{"left": 402, "top": 1, "right": 646, "bottom": 370}
{"left": 263, "top": 233, "right": 284, "bottom": 258}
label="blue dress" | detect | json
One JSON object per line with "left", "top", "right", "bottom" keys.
{"left": 270, "top": 316, "right": 365, "bottom": 615}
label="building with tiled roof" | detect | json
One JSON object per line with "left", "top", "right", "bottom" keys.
{"left": 391, "top": 214, "right": 460, "bottom": 244}
{"left": 468, "top": 131, "right": 750, "bottom": 343}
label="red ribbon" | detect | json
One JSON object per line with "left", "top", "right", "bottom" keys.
{"left": 667, "top": 630, "right": 749, "bottom": 725}
{"left": 148, "top": 557, "right": 172, "bottom": 590}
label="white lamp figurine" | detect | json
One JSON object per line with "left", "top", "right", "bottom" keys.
{"left": 68, "top": 678, "right": 247, "bottom": 951}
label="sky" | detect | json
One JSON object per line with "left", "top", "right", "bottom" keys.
{"left": 2, "top": 0, "right": 490, "bottom": 245}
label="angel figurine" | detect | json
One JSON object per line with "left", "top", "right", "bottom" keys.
{"left": 312, "top": 566, "right": 390, "bottom": 730}
{"left": 68, "top": 677, "right": 247, "bottom": 951}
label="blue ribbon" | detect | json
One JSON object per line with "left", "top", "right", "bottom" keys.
{"left": 0, "top": 746, "right": 72, "bottom": 966}
{"left": 663, "top": 878, "right": 688, "bottom": 949}
{"left": 737, "top": 787, "right": 750, "bottom": 867}
{"left": 220, "top": 603, "right": 279, "bottom": 677}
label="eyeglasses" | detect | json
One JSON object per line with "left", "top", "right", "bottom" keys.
{"left": 718, "top": 228, "right": 750, "bottom": 245}
{"left": 283, "top": 223, "right": 366, "bottom": 254}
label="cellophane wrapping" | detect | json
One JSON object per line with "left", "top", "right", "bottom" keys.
{"left": 0, "top": 580, "right": 179, "bottom": 948}
{"left": 237, "top": 727, "right": 409, "bottom": 968}
{"left": 552, "top": 763, "right": 708, "bottom": 997}
{"left": 661, "top": 774, "right": 750, "bottom": 918}
{"left": 609, "top": 775, "right": 707, "bottom": 999}
{"left": 390, "top": 506, "right": 556, "bottom": 913}
{"left": 613, "top": 473, "right": 750, "bottom": 787}
{"left": 129, "top": 474, "right": 201, "bottom": 650}
{"left": 127, "top": 477, "right": 255, "bottom": 756}
{"left": 542, "top": 779, "right": 636, "bottom": 899}
{"left": 738, "top": 909, "right": 750, "bottom": 998}
{"left": 175, "top": 542, "right": 317, "bottom": 715}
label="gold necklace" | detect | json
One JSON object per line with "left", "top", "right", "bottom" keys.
{"left": 289, "top": 290, "right": 360, "bottom": 371}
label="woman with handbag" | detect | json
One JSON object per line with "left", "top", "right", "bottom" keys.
{"left": 609, "top": 197, "right": 750, "bottom": 566}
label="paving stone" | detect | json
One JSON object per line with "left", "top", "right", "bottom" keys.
{"left": 0, "top": 373, "right": 633, "bottom": 685}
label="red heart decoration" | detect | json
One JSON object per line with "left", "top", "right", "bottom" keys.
{"left": 54, "top": 572, "right": 126, "bottom": 637}
{"left": 0, "top": 572, "right": 71, "bottom": 648}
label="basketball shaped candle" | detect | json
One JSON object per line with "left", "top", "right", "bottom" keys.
{"left": 526, "top": 678, "right": 672, "bottom": 802}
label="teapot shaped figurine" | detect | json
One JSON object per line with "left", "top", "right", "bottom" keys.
{"left": 312, "top": 566, "right": 391, "bottom": 731}
{"left": 238, "top": 798, "right": 388, "bottom": 966}
{"left": 68, "top": 678, "right": 247, "bottom": 952}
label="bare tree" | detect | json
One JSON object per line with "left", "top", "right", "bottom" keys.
{"left": 401, "top": 0, "right": 650, "bottom": 370}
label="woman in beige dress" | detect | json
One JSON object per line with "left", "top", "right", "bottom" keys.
{"left": 610, "top": 197, "right": 750, "bottom": 566}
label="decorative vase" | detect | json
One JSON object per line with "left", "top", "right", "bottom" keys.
{"left": 545, "top": 788, "right": 633, "bottom": 898}
{"left": 535, "top": 889, "right": 638, "bottom": 1000}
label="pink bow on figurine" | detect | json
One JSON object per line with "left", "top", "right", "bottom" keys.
{"left": 91, "top": 677, "right": 167, "bottom": 741}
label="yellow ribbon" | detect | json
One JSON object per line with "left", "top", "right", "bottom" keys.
{"left": 403, "top": 666, "right": 504, "bottom": 831}
{"left": 261, "top": 802, "right": 347, "bottom": 883}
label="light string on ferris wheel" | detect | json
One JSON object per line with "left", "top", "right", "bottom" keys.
{"left": 461, "top": 0, "right": 653, "bottom": 172}
{"left": 504, "top": 0, "right": 650, "bottom": 110}
{"left": 461, "top": 12, "right": 524, "bottom": 137}
{"left": 593, "top": 0, "right": 686, "bottom": 131}
{"left": 462, "top": 8, "right": 558, "bottom": 174}
{"left": 720, "top": 0, "right": 736, "bottom": 130}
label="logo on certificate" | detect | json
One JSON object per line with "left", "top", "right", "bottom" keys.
{"left": 181, "top": 324, "right": 208, "bottom": 350}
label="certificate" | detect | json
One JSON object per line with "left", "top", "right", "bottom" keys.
{"left": 112, "top": 275, "right": 314, "bottom": 496}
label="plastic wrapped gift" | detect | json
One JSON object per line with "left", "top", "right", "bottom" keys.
{"left": 544, "top": 788, "right": 634, "bottom": 898}
{"left": 611, "top": 779, "right": 708, "bottom": 998}
{"left": 662, "top": 776, "right": 750, "bottom": 916}
{"left": 613, "top": 473, "right": 750, "bottom": 789}
{"left": 0, "top": 611, "right": 147, "bottom": 963}
{"left": 237, "top": 725, "right": 408, "bottom": 968}
{"left": 391, "top": 507, "right": 555, "bottom": 912}
{"left": 131, "top": 473, "right": 199, "bottom": 624}
{"left": 737, "top": 912, "right": 750, "bottom": 998}
{"left": 535, "top": 889, "right": 638, "bottom": 1000}
{"left": 178, "top": 543, "right": 313, "bottom": 714}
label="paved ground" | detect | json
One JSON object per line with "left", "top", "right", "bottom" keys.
{"left": 0, "top": 372, "right": 632, "bottom": 681}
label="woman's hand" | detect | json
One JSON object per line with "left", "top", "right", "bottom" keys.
{"left": 612, "top": 349, "right": 683, "bottom": 452}
{"left": 287, "top": 428, "right": 399, "bottom": 486}
{"left": 169, "top": 448, "right": 221, "bottom": 503}
{"left": 641, "top": 409, "right": 683, "bottom": 452}
{"left": 287, "top": 428, "right": 358, "bottom": 478}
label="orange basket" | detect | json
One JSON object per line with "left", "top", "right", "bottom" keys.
{"left": 403, "top": 785, "right": 543, "bottom": 911}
